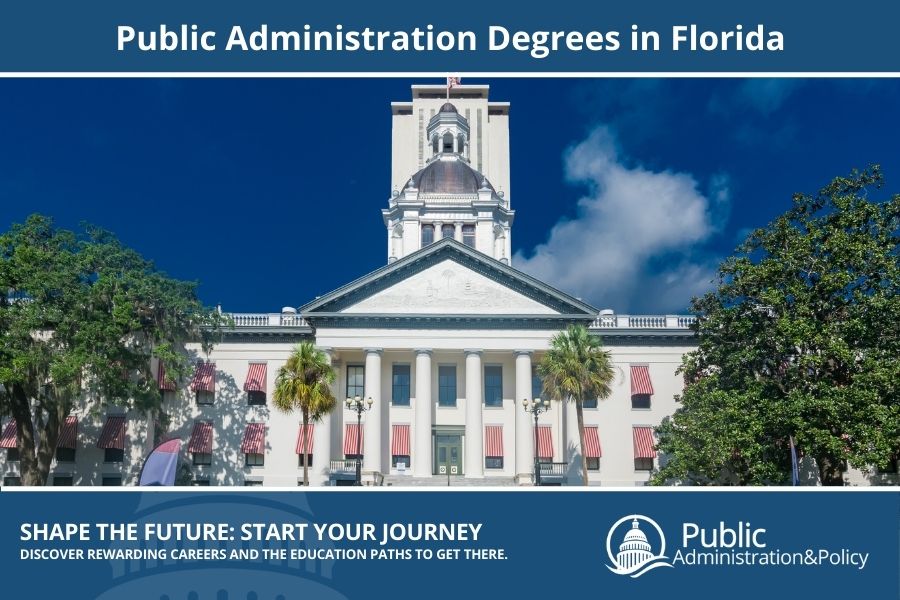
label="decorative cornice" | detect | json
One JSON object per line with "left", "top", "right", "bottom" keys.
{"left": 304, "top": 313, "right": 595, "bottom": 330}
{"left": 218, "top": 329, "right": 314, "bottom": 343}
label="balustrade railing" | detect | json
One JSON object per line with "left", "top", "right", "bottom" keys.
{"left": 589, "top": 314, "right": 696, "bottom": 329}
{"left": 230, "top": 313, "right": 308, "bottom": 327}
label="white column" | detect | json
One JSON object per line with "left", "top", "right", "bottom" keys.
{"left": 314, "top": 347, "right": 334, "bottom": 484}
{"left": 465, "top": 349, "right": 484, "bottom": 478}
{"left": 330, "top": 358, "right": 343, "bottom": 466}
{"left": 363, "top": 348, "right": 383, "bottom": 475}
{"left": 414, "top": 349, "right": 433, "bottom": 477}
{"left": 515, "top": 350, "right": 534, "bottom": 483}
{"left": 454, "top": 221, "right": 463, "bottom": 243}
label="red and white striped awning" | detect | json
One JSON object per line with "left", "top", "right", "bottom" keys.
{"left": 157, "top": 361, "right": 176, "bottom": 391}
{"left": 584, "top": 426, "right": 601, "bottom": 458}
{"left": 96, "top": 416, "right": 126, "bottom": 450}
{"left": 295, "top": 424, "right": 315, "bottom": 454}
{"left": 187, "top": 421, "right": 213, "bottom": 454}
{"left": 240, "top": 423, "right": 265, "bottom": 454}
{"left": 243, "top": 363, "right": 267, "bottom": 393}
{"left": 391, "top": 424, "right": 410, "bottom": 456}
{"left": 57, "top": 416, "right": 78, "bottom": 449}
{"left": 343, "top": 424, "right": 363, "bottom": 455}
{"left": 485, "top": 425, "right": 503, "bottom": 458}
{"left": 536, "top": 425, "right": 553, "bottom": 459}
{"left": 630, "top": 365, "right": 654, "bottom": 396}
{"left": 633, "top": 426, "right": 657, "bottom": 458}
{"left": 190, "top": 361, "right": 216, "bottom": 393}
{"left": 0, "top": 419, "right": 16, "bottom": 449}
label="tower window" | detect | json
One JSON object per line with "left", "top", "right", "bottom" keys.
{"left": 442, "top": 132, "right": 454, "bottom": 153}
{"left": 441, "top": 224, "right": 455, "bottom": 239}
{"left": 432, "top": 134, "right": 439, "bottom": 154}
{"left": 462, "top": 224, "right": 475, "bottom": 248}
{"left": 421, "top": 224, "right": 434, "bottom": 247}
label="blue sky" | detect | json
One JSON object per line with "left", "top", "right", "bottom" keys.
{"left": 0, "top": 78, "right": 897, "bottom": 313}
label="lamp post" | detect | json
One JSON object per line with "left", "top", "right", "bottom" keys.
{"left": 345, "top": 395, "right": 373, "bottom": 486}
{"left": 522, "top": 397, "right": 550, "bottom": 486}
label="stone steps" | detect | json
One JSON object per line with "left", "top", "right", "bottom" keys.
{"left": 382, "top": 475, "right": 519, "bottom": 487}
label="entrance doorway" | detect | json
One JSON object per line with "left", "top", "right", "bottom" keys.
{"left": 433, "top": 433, "right": 463, "bottom": 476}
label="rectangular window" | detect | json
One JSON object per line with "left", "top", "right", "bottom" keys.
{"left": 634, "top": 457, "right": 654, "bottom": 471}
{"left": 421, "top": 224, "right": 434, "bottom": 247}
{"left": 462, "top": 224, "right": 475, "bottom": 248}
{"left": 244, "top": 480, "right": 263, "bottom": 487}
{"left": 3, "top": 476, "right": 21, "bottom": 486}
{"left": 438, "top": 366, "right": 457, "bottom": 407}
{"left": 531, "top": 367, "right": 543, "bottom": 401}
{"left": 104, "top": 448, "right": 124, "bottom": 463}
{"left": 6, "top": 448, "right": 20, "bottom": 462}
{"left": 587, "top": 457, "right": 600, "bottom": 471}
{"left": 55, "top": 447, "right": 75, "bottom": 463}
{"left": 192, "top": 479, "right": 210, "bottom": 486}
{"left": 484, "top": 366, "right": 503, "bottom": 407}
{"left": 392, "top": 364, "right": 411, "bottom": 406}
{"left": 632, "top": 394, "right": 651, "bottom": 409}
{"left": 346, "top": 365, "right": 365, "bottom": 399}
{"left": 245, "top": 453, "right": 264, "bottom": 467}
{"left": 441, "top": 224, "right": 455, "bottom": 239}
{"left": 298, "top": 454, "right": 314, "bottom": 467}
{"left": 392, "top": 455, "right": 410, "bottom": 468}
{"left": 247, "top": 391, "right": 266, "bottom": 406}
{"left": 193, "top": 452, "right": 212, "bottom": 466}
{"left": 53, "top": 475, "right": 74, "bottom": 486}
{"left": 195, "top": 390, "right": 214, "bottom": 405}
{"left": 102, "top": 475, "right": 122, "bottom": 486}
{"left": 485, "top": 457, "right": 503, "bottom": 469}
{"left": 583, "top": 397, "right": 598, "bottom": 409}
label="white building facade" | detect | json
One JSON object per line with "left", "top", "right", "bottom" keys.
{"left": 1, "top": 84, "right": 702, "bottom": 487}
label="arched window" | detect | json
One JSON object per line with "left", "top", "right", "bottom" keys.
{"left": 457, "top": 134, "right": 466, "bottom": 157}
{"left": 462, "top": 224, "right": 475, "bottom": 248}
{"left": 441, "top": 224, "right": 455, "bottom": 239}
{"left": 421, "top": 224, "right": 434, "bottom": 247}
{"left": 442, "top": 132, "right": 454, "bottom": 153}
{"left": 432, "top": 134, "right": 439, "bottom": 154}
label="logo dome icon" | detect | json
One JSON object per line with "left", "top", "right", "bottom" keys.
{"left": 606, "top": 515, "right": 674, "bottom": 578}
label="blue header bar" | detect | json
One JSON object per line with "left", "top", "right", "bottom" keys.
{"left": 0, "top": 0, "right": 898, "bottom": 73}
{"left": 1, "top": 489, "right": 898, "bottom": 599}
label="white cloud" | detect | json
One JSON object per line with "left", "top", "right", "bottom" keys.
{"left": 513, "top": 126, "right": 726, "bottom": 313}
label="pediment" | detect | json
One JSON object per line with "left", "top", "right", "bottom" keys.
{"left": 343, "top": 258, "right": 557, "bottom": 315}
{"left": 300, "top": 239, "right": 597, "bottom": 319}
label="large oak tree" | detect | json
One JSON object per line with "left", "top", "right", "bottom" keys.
{"left": 653, "top": 167, "right": 899, "bottom": 486}
{"left": 0, "top": 215, "right": 228, "bottom": 485}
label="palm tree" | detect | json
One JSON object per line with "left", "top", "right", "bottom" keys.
{"left": 538, "top": 324, "right": 615, "bottom": 485}
{"left": 273, "top": 342, "right": 337, "bottom": 486}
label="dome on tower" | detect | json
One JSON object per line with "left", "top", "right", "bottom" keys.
{"left": 404, "top": 155, "right": 495, "bottom": 195}
{"left": 439, "top": 102, "right": 458, "bottom": 113}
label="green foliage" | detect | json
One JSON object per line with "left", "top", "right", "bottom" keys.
{"left": 653, "top": 167, "right": 900, "bottom": 486}
{"left": 538, "top": 324, "right": 615, "bottom": 485}
{"left": 0, "top": 214, "right": 229, "bottom": 485}
{"left": 273, "top": 342, "right": 337, "bottom": 484}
